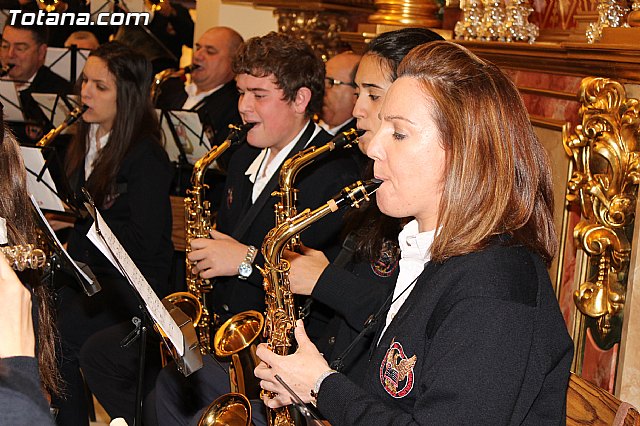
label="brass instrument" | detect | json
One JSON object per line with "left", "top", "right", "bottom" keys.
{"left": 197, "top": 393, "right": 251, "bottom": 426}
{"left": 161, "top": 123, "right": 254, "bottom": 359}
{"left": 260, "top": 179, "right": 380, "bottom": 426}
{"left": 36, "top": 105, "right": 88, "bottom": 147}
{"left": 0, "top": 63, "right": 15, "bottom": 78}
{"left": 274, "top": 128, "right": 362, "bottom": 250}
{"left": 200, "top": 180, "right": 380, "bottom": 426}
{"left": 0, "top": 244, "right": 47, "bottom": 271}
{"left": 151, "top": 64, "right": 200, "bottom": 103}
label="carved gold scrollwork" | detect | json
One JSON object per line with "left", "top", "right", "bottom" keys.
{"left": 563, "top": 76, "right": 640, "bottom": 341}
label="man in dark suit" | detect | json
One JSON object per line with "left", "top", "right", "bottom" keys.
{"left": 155, "top": 26, "right": 243, "bottom": 148}
{"left": 155, "top": 26, "right": 244, "bottom": 197}
{"left": 319, "top": 51, "right": 360, "bottom": 136}
{"left": 150, "top": 32, "right": 361, "bottom": 426}
{"left": 0, "top": 24, "right": 73, "bottom": 144}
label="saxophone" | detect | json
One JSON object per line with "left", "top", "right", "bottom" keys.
{"left": 162, "top": 122, "right": 254, "bottom": 358}
{"left": 260, "top": 179, "right": 380, "bottom": 426}
{"left": 151, "top": 64, "right": 200, "bottom": 103}
{"left": 274, "top": 128, "right": 362, "bottom": 250}
{"left": 199, "top": 179, "right": 380, "bottom": 426}
{"left": 0, "top": 244, "right": 47, "bottom": 271}
{"left": 36, "top": 105, "right": 88, "bottom": 147}
{"left": 210, "top": 127, "right": 364, "bottom": 394}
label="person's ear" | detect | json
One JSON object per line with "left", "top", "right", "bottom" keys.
{"left": 293, "top": 87, "right": 311, "bottom": 114}
{"left": 37, "top": 43, "right": 47, "bottom": 64}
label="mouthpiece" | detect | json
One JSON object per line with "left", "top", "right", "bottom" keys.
{"left": 330, "top": 178, "right": 381, "bottom": 212}
{"left": 227, "top": 122, "right": 256, "bottom": 145}
{"left": 331, "top": 128, "right": 365, "bottom": 150}
{"left": 183, "top": 64, "right": 200, "bottom": 74}
{"left": 0, "top": 63, "right": 15, "bottom": 77}
{"left": 66, "top": 105, "right": 89, "bottom": 124}
{"left": 36, "top": 105, "right": 89, "bottom": 147}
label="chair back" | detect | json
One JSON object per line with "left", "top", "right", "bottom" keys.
{"left": 567, "top": 373, "right": 640, "bottom": 425}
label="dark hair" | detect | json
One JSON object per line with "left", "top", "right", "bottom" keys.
{"left": 3, "top": 23, "right": 49, "bottom": 45}
{"left": 232, "top": 31, "right": 325, "bottom": 118}
{"left": 0, "top": 112, "right": 60, "bottom": 395}
{"left": 364, "top": 28, "right": 444, "bottom": 82}
{"left": 66, "top": 41, "right": 161, "bottom": 207}
{"left": 398, "top": 41, "right": 556, "bottom": 264}
{"left": 349, "top": 28, "right": 443, "bottom": 263}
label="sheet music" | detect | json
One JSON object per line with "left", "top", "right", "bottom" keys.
{"left": 20, "top": 146, "right": 66, "bottom": 212}
{"left": 86, "top": 211, "right": 184, "bottom": 356}
{"left": 0, "top": 80, "right": 24, "bottom": 122}
{"left": 29, "top": 196, "right": 93, "bottom": 286}
{"left": 32, "top": 93, "right": 81, "bottom": 129}
{"left": 160, "top": 110, "right": 211, "bottom": 164}
{"left": 45, "top": 47, "right": 89, "bottom": 82}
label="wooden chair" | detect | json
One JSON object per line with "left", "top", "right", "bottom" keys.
{"left": 567, "top": 373, "right": 640, "bottom": 425}
{"left": 170, "top": 195, "right": 186, "bottom": 252}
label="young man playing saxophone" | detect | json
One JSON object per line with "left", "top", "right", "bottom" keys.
{"left": 148, "top": 32, "right": 361, "bottom": 426}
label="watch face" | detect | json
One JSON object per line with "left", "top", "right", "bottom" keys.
{"left": 238, "top": 261, "right": 252, "bottom": 277}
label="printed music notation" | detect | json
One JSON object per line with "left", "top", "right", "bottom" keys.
{"left": 86, "top": 210, "right": 184, "bottom": 356}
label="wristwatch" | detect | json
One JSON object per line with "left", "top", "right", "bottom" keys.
{"left": 237, "top": 245, "right": 258, "bottom": 279}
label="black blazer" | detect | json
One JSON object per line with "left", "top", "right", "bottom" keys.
{"left": 318, "top": 240, "right": 573, "bottom": 425}
{"left": 66, "top": 136, "right": 174, "bottom": 302}
{"left": 210, "top": 123, "right": 361, "bottom": 331}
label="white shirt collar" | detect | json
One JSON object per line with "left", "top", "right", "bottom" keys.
{"left": 182, "top": 82, "right": 224, "bottom": 110}
{"left": 245, "top": 123, "right": 321, "bottom": 202}
{"left": 85, "top": 123, "right": 111, "bottom": 179}
{"left": 319, "top": 117, "right": 354, "bottom": 136}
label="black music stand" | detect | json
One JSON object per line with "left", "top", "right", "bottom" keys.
{"left": 45, "top": 46, "right": 89, "bottom": 84}
{"left": 82, "top": 191, "right": 203, "bottom": 425}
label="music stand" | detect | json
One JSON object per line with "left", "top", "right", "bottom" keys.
{"left": 160, "top": 109, "right": 212, "bottom": 165}
{"left": 45, "top": 46, "right": 89, "bottom": 84}
{"left": 29, "top": 196, "right": 101, "bottom": 297}
{"left": 21, "top": 145, "right": 69, "bottom": 212}
{"left": 0, "top": 80, "right": 25, "bottom": 122}
{"left": 31, "top": 93, "right": 82, "bottom": 130}
{"left": 83, "top": 193, "right": 202, "bottom": 425}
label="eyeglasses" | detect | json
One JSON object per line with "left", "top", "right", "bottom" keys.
{"left": 324, "top": 78, "right": 356, "bottom": 89}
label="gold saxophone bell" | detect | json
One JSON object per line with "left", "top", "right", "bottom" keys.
{"left": 197, "top": 393, "right": 252, "bottom": 426}
{"left": 213, "top": 311, "right": 264, "bottom": 398}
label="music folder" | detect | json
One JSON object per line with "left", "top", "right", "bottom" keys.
{"left": 85, "top": 204, "right": 202, "bottom": 376}
{"left": 159, "top": 109, "right": 211, "bottom": 165}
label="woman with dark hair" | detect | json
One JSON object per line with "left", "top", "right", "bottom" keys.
{"left": 0, "top": 107, "right": 59, "bottom": 425}
{"left": 52, "top": 41, "right": 173, "bottom": 426}
{"left": 286, "top": 27, "right": 444, "bottom": 383}
{"left": 256, "top": 41, "right": 573, "bottom": 425}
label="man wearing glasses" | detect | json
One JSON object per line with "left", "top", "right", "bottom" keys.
{"left": 319, "top": 51, "right": 360, "bottom": 136}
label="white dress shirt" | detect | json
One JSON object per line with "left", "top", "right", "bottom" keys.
{"left": 182, "top": 82, "right": 224, "bottom": 110}
{"left": 85, "top": 123, "right": 111, "bottom": 179}
{"left": 379, "top": 219, "right": 435, "bottom": 344}
{"left": 245, "top": 123, "right": 321, "bottom": 203}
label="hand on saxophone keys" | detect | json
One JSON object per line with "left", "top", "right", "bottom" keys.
{"left": 188, "top": 229, "right": 251, "bottom": 279}
{"left": 254, "top": 320, "right": 332, "bottom": 409}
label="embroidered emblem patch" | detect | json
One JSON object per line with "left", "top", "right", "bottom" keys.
{"left": 379, "top": 339, "right": 417, "bottom": 398}
{"left": 371, "top": 240, "right": 399, "bottom": 277}
{"left": 226, "top": 187, "right": 233, "bottom": 209}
